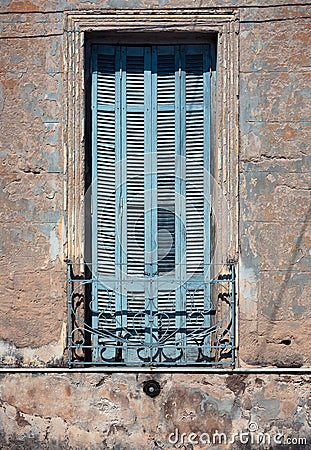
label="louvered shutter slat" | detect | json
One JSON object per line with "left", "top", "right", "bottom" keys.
{"left": 157, "top": 49, "right": 176, "bottom": 275}
{"left": 126, "top": 111, "right": 145, "bottom": 276}
{"left": 95, "top": 52, "right": 117, "bottom": 276}
{"left": 155, "top": 47, "right": 180, "bottom": 360}
{"left": 185, "top": 51, "right": 205, "bottom": 275}
{"left": 91, "top": 47, "right": 120, "bottom": 362}
{"left": 126, "top": 49, "right": 146, "bottom": 277}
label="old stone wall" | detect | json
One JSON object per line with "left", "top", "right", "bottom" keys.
{"left": 238, "top": 4, "right": 311, "bottom": 369}
{"left": 0, "top": 372, "right": 310, "bottom": 449}
{"left": 0, "top": 0, "right": 310, "bottom": 448}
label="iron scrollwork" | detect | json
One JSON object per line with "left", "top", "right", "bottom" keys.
{"left": 67, "top": 264, "right": 235, "bottom": 367}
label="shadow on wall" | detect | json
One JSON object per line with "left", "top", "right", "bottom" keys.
{"left": 256, "top": 203, "right": 311, "bottom": 367}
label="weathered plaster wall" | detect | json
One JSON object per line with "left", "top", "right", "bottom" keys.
{"left": 0, "top": 373, "right": 310, "bottom": 449}
{"left": 238, "top": 4, "right": 311, "bottom": 368}
{"left": 0, "top": 1, "right": 310, "bottom": 448}
{"left": 0, "top": 7, "right": 66, "bottom": 362}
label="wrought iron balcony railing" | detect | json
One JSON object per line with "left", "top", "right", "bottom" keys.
{"left": 67, "top": 263, "right": 236, "bottom": 367}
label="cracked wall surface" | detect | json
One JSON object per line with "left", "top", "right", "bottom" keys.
{"left": 238, "top": 3, "right": 311, "bottom": 369}
{"left": 0, "top": 1, "right": 310, "bottom": 448}
{"left": 0, "top": 373, "right": 310, "bottom": 449}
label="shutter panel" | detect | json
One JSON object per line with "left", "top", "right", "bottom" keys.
{"left": 185, "top": 47, "right": 206, "bottom": 275}
{"left": 95, "top": 49, "right": 117, "bottom": 276}
{"left": 92, "top": 46, "right": 120, "bottom": 361}
{"left": 124, "top": 47, "right": 150, "bottom": 362}
{"left": 126, "top": 109, "right": 145, "bottom": 276}
{"left": 156, "top": 46, "right": 179, "bottom": 359}
{"left": 183, "top": 45, "right": 211, "bottom": 359}
{"left": 126, "top": 49, "right": 146, "bottom": 277}
{"left": 156, "top": 48, "right": 176, "bottom": 274}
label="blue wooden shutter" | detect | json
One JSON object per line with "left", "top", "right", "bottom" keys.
{"left": 155, "top": 45, "right": 211, "bottom": 362}
{"left": 124, "top": 46, "right": 152, "bottom": 362}
{"left": 154, "top": 46, "right": 179, "bottom": 361}
{"left": 125, "top": 47, "right": 147, "bottom": 277}
{"left": 183, "top": 45, "right": 211, "bottom": 361}
{"left": 92, "top": 44, "right": 211, "bottom": 365}
{"left": 91, "top": 46, "right": 116, "bottom": 362}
